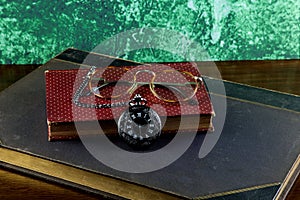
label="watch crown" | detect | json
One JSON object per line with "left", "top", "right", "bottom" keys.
{"left": 129, "top": 94, "right": 147, "bottom": 107}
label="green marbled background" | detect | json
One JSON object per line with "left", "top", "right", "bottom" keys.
{"left": 0, "top": 0, "right": 299, "bottom": 64}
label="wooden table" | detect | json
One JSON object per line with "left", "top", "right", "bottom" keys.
{"left": 0, "top": 61, "right": 299, "bottom": 199}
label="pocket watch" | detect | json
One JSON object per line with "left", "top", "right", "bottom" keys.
{"left": 118, "top": 94, "right": 161, "bottom": 147}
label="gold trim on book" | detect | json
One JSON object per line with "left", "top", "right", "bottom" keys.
{"left": 0, "top": 147, "right": 183, "bottom": 200}
{"left": 194, "top": 182, "right": 280, "bottom": 200}
{"left": 203, "top": 75, "right": 300, "bottom": 98}
{"left": 210, "top": 92, "right": 300, "bottom": 115}
{"left": 223, "top": 79, "right": 300, "bottom": 98}
{"left": 0, "top": 146, "right": 283, "bottom": 200}
{"left": 273, "top": 154, "right": 300, "bottom": 200}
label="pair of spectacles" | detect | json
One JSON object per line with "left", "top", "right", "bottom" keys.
{"left": 88, "top": 65, "right": 203, "bottom": 103}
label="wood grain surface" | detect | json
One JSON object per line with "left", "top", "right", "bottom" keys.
{"left": 0, "top": 60, "right": 299, "bottom": 199}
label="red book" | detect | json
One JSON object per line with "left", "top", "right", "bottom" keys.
{"left": 45, "top": 63, "right": 214, "bottom": 141}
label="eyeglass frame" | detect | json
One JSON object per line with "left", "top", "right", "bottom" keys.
{"left": 88, "top": 66, "right": 204, "bottom": 103}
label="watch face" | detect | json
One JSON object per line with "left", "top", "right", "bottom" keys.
{"left": 118, "top": 108, "right": 161, "bottom": 147}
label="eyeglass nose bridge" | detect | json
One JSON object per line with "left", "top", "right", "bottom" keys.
{"left": 134, "top": 69, "right": 156, "bottom": 78}
{"left": 127, "top": 70, "right": 156, "bottom": 94}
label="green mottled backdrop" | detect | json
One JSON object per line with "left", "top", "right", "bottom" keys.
{"left": 0, "top": 0, "right": 299, "bottom": 64}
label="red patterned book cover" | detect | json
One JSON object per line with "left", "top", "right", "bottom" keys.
{"left": 45, "top": 62, "right": 214, "bottom": 141}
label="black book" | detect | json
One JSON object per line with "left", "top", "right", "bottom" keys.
{"left": 0, "top": 48, "right": 299, "bottom": 200}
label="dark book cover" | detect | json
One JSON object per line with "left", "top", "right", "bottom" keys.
{"left": 0, "top": 48, "right": 299, "bottom": 199}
